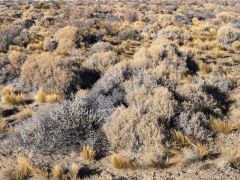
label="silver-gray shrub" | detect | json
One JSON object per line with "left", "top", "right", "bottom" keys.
{"left": 13, "top": 95, "right": 109, "bottom": 153}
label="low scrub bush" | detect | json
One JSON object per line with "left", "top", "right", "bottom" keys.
{"left": 90, "top": 41, "right": 113, "bottom": 54}
{"left": 53, "top": 26, "right": 82, "bottom": 55}
{"left": 13, "top": 95, "right": 108, "bottom": 153}
{"left": 0, "top": 25, "right": 23, "bottom": 53}
{"left": 83, "top": 51, "right": 119, "bottom": 73}
{"left": 217, "top": 25, "right": 240, "bottom": 46}
{"left": 21, "top": 52, "right": 81, "bottom": 93}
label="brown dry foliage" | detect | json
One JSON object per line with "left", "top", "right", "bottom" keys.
{"left": 21, "top": 53, "right": 79, "bottom": 93}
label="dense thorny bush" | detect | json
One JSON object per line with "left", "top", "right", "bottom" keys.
{"left": 21, "top": 52, "right": 82, "bottom": 93}
{"left": 13, "top": 95, "right": 109, "bottom": 153}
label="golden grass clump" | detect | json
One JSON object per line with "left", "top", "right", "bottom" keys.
{"left": 171, "top": 130, "right": 192, "bottom": 146}
{"left": 15, "top": 156, "right": 32, "bottom": 179}
{"left": 51, "top": 163, "right": 80, "bottom": 180}
{"left": 35, "top": 88, "right": 47, "bottom": 103}
{"left": 209, "top": 119, "right": 239, "bottom": 133}
{"left": 199, "top": 62, "right": 211, "bottom": 74}
{"left": 0, "top": 120, "right": 7, "bottom": 133}
{"left": 111, "top": 153, "right": 136, "bottom": 170}
{"left": 52, "top": 164, "right": 64, "bottom": 180}
{"left": 195, "top": 143, "right": 208, "bottom": 159}
{"left": 35, "top": 89, "right": 62, "bottom": 103}
{"left": 1, "top": 86, "right": 25, "bottom": 106}
{"left": 31, "top": 167, "right": 48, "bottom": 179}
{"left": 3, "top": 156, "right": 49, "bottom": 179}
{"left": 81, "top": 145, "right": 96, "bottom": 161}
{"left": 70, "top": 163, "right": 79, "bottom": 179}
{"left": 46, "top": 93, "right": 63, "bottom": 103}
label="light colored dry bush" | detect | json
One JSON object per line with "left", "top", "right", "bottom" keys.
{"left": 126, "top": 86, "right": 177, "bottom": 120}
{"left": 90, "top": 41, "right": 113, "bottom": 54}
{"left": 216, "top": 11, "right": 239, "bottom": 24}
{"left": 123, "top": 8, "right": 139, "bottom": 22}
{"left": 103, "top": 106, "right": 164, "bottom": 152}
{"left": 232, "top": 40, "right": 240, "bottom": 51}
{"left": 43, "top": 36, "right": 58, "bottom": 52}
{"left": 157, "top": 26, "right": 185, "bottom": 45}
{"left": 0, "top": 25, "right": 23, "bottom": 53}
{"left": 95, "top": 35, "right": 230, "bottom": 153}
{"left": 21, "top": 53, "right": 81, "bottom": 93}
{"left": 111, "top": 153, "right": 136, "bottom": 170}
{"left": 81, "top": 145, "right": 96, "bottom": 161}
{"left": 83, "top": 51, "right": 119, "bottom": 73}
{"left": 8, "top": 50, "right": 26, "bottom": 72}
{"left": 156, "top": 14, "right": 176, "bottom": 29}
{"left": 117, "top": 28, "right": 139, "bottom": 41}
{"left": 177, "top": 111, "right": 212, "bottom": 141}
{"left": 54, "top": 26, "right": 81, "bottom": 55}
{"left": 13, "top": 95, "right": 108, "bottom": 153}
{"left": 217, "top": 25, "right": 240, "bottom": 46}
{"left": 92, "top": 60, "right": 132, "bottom": 93}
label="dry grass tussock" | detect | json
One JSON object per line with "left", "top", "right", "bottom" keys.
{"left": 210, "top": 119, "right": 240, "bottom": 133}
{"left": 0, "top": 86, "right": 25, "bottom": 106}
{"left": 80, "top": 145, "right": 96, "bottom": 161}
{"left": 0, "top": 119, "right": 7, "bottom": 133}
{"left": 111, "top": 153, "right": 136, "bottom": 170}
{"left": 35, "top": 88, "right": 63, "bottom": 103}
{"left": 3, "top": 156, "right": 48, "bottom": 179}
{"left": 52, "top": 163, "right": 79, "bottom": 180}
{"left": 171, "top": 130, "right": 192, "bottom": 147}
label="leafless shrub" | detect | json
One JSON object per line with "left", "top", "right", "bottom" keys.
{"left": 13, "top": 95, "right": 108, "bottom": 153}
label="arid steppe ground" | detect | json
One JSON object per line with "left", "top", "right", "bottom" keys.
{"left": 0, "top": 0, "right": 240, "bottom": 179}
